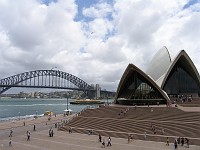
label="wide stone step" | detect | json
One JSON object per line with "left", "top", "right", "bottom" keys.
{"left": 60, "top": 106, "right": 200, "bottom": 146}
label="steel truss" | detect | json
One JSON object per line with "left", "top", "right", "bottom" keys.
{"left": 0, "top": 70, "right": 94, "bottom": 94}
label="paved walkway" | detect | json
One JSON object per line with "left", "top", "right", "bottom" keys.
{"left": 112, "top": 103, "right": 200, "bottom": 112}
{"left": 0, "top": 113, "right": 199, "bottom": 150}
{"left": 0, "top": 106, "right": 200, "bottom": 150}
{"left": 176, "top": 104, "right": 200, "bottom": 112}
{"left": 0, "top": 129, "right": 199, "bottom": 150}
{"left": 0, "top": 114, "right": 68, "bottom": 131}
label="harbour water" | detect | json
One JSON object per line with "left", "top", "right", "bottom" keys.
{"left": 0, "top": 98, "right": 113, "bottom": 121}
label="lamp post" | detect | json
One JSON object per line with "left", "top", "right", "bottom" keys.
{"left": 67, "top": 93, "right": 69, "bottom": 110}
{"left": 107, "top": 92, "right": 108, "bottom": 105}
{"left": 36, "top": 111, "right": 38, "bottom": 118}
{"left": 18, "top": 112, "right": 20, "bottom": 120}
{"left": 105, "top": 90, "right": 108, "bottom": 105}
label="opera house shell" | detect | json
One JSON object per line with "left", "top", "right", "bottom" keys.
{"left": 115, "top": 47, "right": 200, "bottom": 105}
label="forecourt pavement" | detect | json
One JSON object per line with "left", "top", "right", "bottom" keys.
{"left": 0, "top": 108, "right": 200, "bottom": 150}
{"left": 0, "top": 126, "right": 200, "bottom": 150}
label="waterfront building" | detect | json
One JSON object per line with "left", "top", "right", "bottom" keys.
{"left": 115, "top": 47, "right": 200, "bottom": 105}
{"left": 95, "top": 84, "right": 101, "bottom": 99}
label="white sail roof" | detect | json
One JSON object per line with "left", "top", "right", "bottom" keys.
{"left": 146, "top": 46, "right": 171, "bottom": 82}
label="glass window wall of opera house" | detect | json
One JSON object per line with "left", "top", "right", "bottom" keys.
{"left": 115, "top": 47, "right": 200, "bottom": 105}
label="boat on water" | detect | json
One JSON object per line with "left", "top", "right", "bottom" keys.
{"left": 44, "top": 111, "right": 53, "bottom": 116}
{"left": 70, "top": 99, "right": 105, "bottom": 105}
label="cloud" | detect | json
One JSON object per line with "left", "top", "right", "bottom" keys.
{"left": 82, "top": 2, "right": 113, "bottom": 19}
{"left": 0, "top": 0, "right": 200, "bottom": 93}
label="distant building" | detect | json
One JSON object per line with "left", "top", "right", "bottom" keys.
{"left": 95, "top": 84, "right": 101, "bottom": 99}
{"left": 31, "top": 92, "right": 35, "bottom": 98}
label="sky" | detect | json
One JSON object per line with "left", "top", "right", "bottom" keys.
{"left": 0, "top": 0, "right": 200, "bottom": 93}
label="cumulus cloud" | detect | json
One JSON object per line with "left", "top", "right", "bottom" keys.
{"left": 0, "top": 0, "right": 200, "bottom": 93}
{"left": 82, "top": 2, "right": 113, "bottom": 18}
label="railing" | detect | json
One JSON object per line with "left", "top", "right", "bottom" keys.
{"left": 58, "top": 104, "right": 106, "bottom": 128}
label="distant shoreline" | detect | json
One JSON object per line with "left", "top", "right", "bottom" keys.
{"left": 0, "top": 97, "right": 71, "bottom": 100}
{"left": 0, "top": 113, "right": 66, "bottom": 131}
{"left": 0, "top": 114, "right": 45, "bottom": 122}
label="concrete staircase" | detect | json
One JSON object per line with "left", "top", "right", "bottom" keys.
{"left": 59, "top": 105, "right": 200, "bottom": 145}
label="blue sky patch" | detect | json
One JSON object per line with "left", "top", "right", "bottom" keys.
{"left": 74, "top": 0, "right": 114, "bottom": 22}
{"left": 183, "top": 0, "right": 200, "bottom": 9}
{"left": 40, "top": 0, "right": 58, "bottom": 5}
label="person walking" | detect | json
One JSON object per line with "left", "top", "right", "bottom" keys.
{"left": 174, "top": 139, "right": 178, "bottom": 149}
{"left": 166, "top": 137, "right": 169, "bottom": 146}
{"left": 9, "top": 129, "right": 13, "bottom": 137}
{"left": 51, "top": 129, "right": 54, "bottom": 137}
{"left": 128, "top": 134, "right": 130, "bottom": 143}
{"left": 29, "top": 131, "right": 31, "bottom": 140}
{"left": 102, "top": 139, "right": 105, "bottom": 148}
{"left": 49, "top": 128, "right": 52, "bottom": 137}
{"left": 177, "top": 137, "right": 180, "bottom": 144}
{"left": 33, "top": 124, "right": 36, "bottom": 131}
{"left": 185, "top": 138, "right": 189, "bottom": 148}
{"left": 144, "top": 131, "right": 147, "bottom": 140}
{"left": 98, "top": 134, "right": 102, "bottom": 142}
{"left": 107, "top": 136, "right": 112, "bottom": 146}
{"left": 27, "top": 131, "right": 31, "bottom": 141}
{"left": 9, "top": 138, "right": 12, "bottom": 147}
{"left": 69, "top": 127, "right": 72, "bottom": 134}
{"left": 161, "top": 128, "right": 164, "bottom": 135}
{"left": 181, "top": 137, "right": 184, "bottom": 146}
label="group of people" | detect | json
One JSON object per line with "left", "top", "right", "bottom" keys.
{"left": 150, "top": 123, "right": 157, "bottom": 134}
{"left": 99, "top": 135, "right": 112, "bottom": 148}
{"left": 8, "top": 127, "right": 32, "bottom": 146}
{"left": 8, "top": 124, "right": 56, "bottom": 147}
{"left": 9, "top": 129, "right": 13, "bottom": 147}
{"left": 117, "top": 108, "right": 129, "bottom": 119}
{"left": 177, "top": 137, "right": 189, "bottom": 148}
{"left": 166, "top": 137, "right": 189, "bottom": 149}
{"left": 128, "top": 134, "right": 134, "bottom": 143}
{"left": 150, "top": 122, "right": 165, "bottom": 135}
{"left": 9, "top": 129, "right": 13, "bottom": 138}
{"left": 49, "top": 127, "right": 54, "bottom": 137}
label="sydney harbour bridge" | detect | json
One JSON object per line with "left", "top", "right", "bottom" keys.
{"left": 0, "top": 70, "right": 115, "bottom": 98}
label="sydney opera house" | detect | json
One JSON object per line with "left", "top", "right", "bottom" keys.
{"left": 115, "top": 47, "right": 200, "bottom": 105}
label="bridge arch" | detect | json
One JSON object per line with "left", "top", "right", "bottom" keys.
{"left": 0, "top": 70, "right": 94, "bottom": 94}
